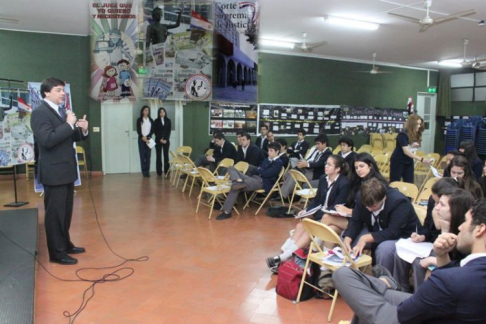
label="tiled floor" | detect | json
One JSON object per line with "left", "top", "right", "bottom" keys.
{"left": 1, "top": 173, "right": 353, "bottom": 323}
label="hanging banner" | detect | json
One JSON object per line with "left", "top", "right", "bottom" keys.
{"left": 142, "top": 1, "right": 213, "bottom": 101}
{"left": 90, "top": 0, "right": 138, "bottom": 102}
{"left": 0, "top": 88, "right": 34, "bottom": 167}
{"left": 212, "top": 0, "right": 259, "bottom": 104}
{"left": 341, "top": 106, "right": 408, "bottom": 136}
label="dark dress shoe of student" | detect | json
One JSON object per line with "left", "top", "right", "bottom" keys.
{"left": 67, "top": 246, "right": 86, "bottom": 254}
{"left": 216, "top": 212, "right": 232, "bottom": 220}
{"left": 372, "top": 264, "right": 402, "bottom": 291}
{"left": 266, "top": 256, "right": 281, "bottom": 268}
{"left": 50, "top": 255, "right": 78, "bottom": 265}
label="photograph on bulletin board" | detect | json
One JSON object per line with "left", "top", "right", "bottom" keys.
{"left": 209, "top": 101, "right": 257, "bottom": 135}
{"left": 258, "top": 104, "right": 342, "bottom": 136}
{"left": 341, "top": 106, "right": 407, "bottom": 136}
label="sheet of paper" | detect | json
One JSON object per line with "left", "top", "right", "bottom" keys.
{"left": 295, "top": 205, "right": 322, "bottom": 219}
{"left": 430, "top": 165, "right": 442, "bottom": 178}
{"left": 395, "top": 238, "right": 433, "bottom": 263}
{"left": 146, "top": 138, "right": 156, "bottom": 149}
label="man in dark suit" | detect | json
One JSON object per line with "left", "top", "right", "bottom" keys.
{"left": 287, "top": 129, "right": 310, "bottom": 160}
{"left": 237, "top": 133, "right": 264, "bottom": 168}
{"left": 333, "top": 198, "right": 486, "bottom": 324}
{"left": 255, "top": 124, "right": 269, "bottom": 152}
{"left": 195, "top": 133, "right": 237, "bottom": 172}
{"left": 280, "top": 134, "right": 331, "bottom": 198}
{"left": 30, "top": 77, "right": 89, "bottom": 265}
{"left": 343, "top": 178, "right": 419, "bottom": 272}
{"left": 216, "top": 142, "right": 283, "bottom": 220}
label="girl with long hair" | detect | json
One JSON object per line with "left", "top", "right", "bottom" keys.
{"left": 153, "top": 107, "right": 172, "bottom": 176}
{"left": 136, "top": 105, "right": 154, "bottom": 177}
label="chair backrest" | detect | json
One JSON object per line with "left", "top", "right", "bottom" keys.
{"left": 289, "top": 169, "right": 316, "bottom": 193}
{"left": 169, "top": 150, "right": 179, "bottom": 163}
{"left": 76, "top": 146, "right": 86, "bottom": 165}
{"left": 427, "top": 153, "right": 441, "bottom": 167}
{"left": 177, "top": 146, "right": 192, "bottom": 156}
{"left": 178, "top": 154, "right": 196, "bottom": 171}
{"left": 415, "top": 188, "right": 432, "bottom": 206}
{"left": 370, "top": 133, "right": 384, "bottom": 150}
{"left": 370, "top": 149, "right": 382, "bottom": 157}
{"left": 382, "top": 134, "right": 396, "bottom": 149}
{"left": 302, "top": 219, "right": 358, "bottom": 266}
{"left": 390, "top": 181, "right": 419, "bottom": 202}
{"left": 217, "top": 158, "right": 234, "bottom": 168}
{"left": 413, "top": 205, "right": 427, "bottom": 226}
{"left": 197, "top": 167, "right": 216, "bottom": 186}
{"left": 304, "top": 145, "right": 317, "bottom": 159}
{"left": 332, "top": 146, "right": 341, "bottom": 154}
{"left": 357, "top": 145, "right": 371, "bottom": 153}
{"left": 422, "top": 177, "right": 439, "bottom": 191}
{"left": 205, "top": 149, "right": 214, "bottom": 156}
{"left": 233, "top": 161, "right": 249, "bottom": 174}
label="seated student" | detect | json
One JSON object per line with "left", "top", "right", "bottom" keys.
{"left": 442, "top": 150, "right": 461, "bottom": 177}
{"left": 216, "top": 142, "right": 283, "bottom": 221}
{"left": 265, "top": 154, "right": 350, "bottom": 269}
{"left": 320, "top": 153, "right": 388, "bottom": 248}
{"left": 235, "top": 130, "right": 245, "bottom": 147}
{"left": 261, "top": 131, "right": 275, "bottom": 158}
{"left": 255, "top": 124, "right": 269, "bottom": 151}
{"left": 343, "top": 178, "right": 419, "bottom": 272}
{"left": 460, "top": 139, "right": 484, "bottom": 180}
{"left": 287, "top": 129, "right": 310, "bottom": 163}
{"left": 447, "top": 155, "right": 484, "bottom": 199}
{"left": 333, "top": 199, "right": 486, "bottom": 324}
{"left": 280, "top": 134, "right": 332, "bottom": 199}
{"left": 195, "top": 133, "right": 237, "bottom": 172}
{"left": 275, "top": 138, "right": 289, "bottom": 169}
{"left": 392, "top": 178, "right": 463, "bottom": 292}
{"left": 237, "top": 133, "right": 264, "bottom": 168}
{"left": 337, "top": 136, "right": 357, "bottom": 170}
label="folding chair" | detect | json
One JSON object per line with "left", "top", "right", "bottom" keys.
{"left": 415, "top": 187, "right": 432, "bottom": 207}
{"left": 233, "top": 161, "right": 249, "bottom": 174}
{"left": 176, "top": 146, "right": 192, "bottom": 157}
{"left": 196, "top": 167, "right": 240, "bottom": 220}
{"left": 25, "top": 161, "right": 35, "bottom": 180}
{"left": 205, "top": 148, "right": 214, "bottom": 156}
{"left": 168, "top": 151, "right": 183, "bottom": 185}
{"left": 413, "top": 205, "right": 427, "bottom": 226}
{"left": 356, "top": 144, "right": 372, "bottom": 153}
{"left": 287, "top": 169, "right": 317, "bottom": 213}
{"left": 374, "top": 153, "right": 390, "bottom": 180}
{"left": 76, "top": 146, "right": 89, "bottom": 179}
{"left": 370, "top": 133, "right": 384, "bottom": 150}
{"left": 213, "top": 158, "right": 235, "bottom": 184}
{"left": 332, "top": 146, "right": 341, "bottom": 154}
{"left": 178, "top": 155, "right": 201, "bottom": 197}
{"left": 296, "top": 219, "right": 372, "bottom": 322}
{"left": 382, "top": 133, "right": 396, "bottom": 150}
{"left": 243, "top": 166, "right": 285, "bottom": 215}
{"left": 390, "top": 181, "right": 419, "bottom": 203}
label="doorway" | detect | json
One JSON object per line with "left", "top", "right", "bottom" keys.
{"left": 416, "top": 92, "right": 437, "bottom": 154}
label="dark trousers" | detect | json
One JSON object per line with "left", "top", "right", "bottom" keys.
{"left": 44, "top": 183, "right": 75, "bottom": 260}
{"left": 155, "top": 142, "right": 170, "bottom": 175}
{"left": 138, "top": 139, "right": 151, "bottom": 175}
{"left": 390, "top": 159, "right": 414, "bottom": 183}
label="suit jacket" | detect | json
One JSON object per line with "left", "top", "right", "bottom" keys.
{"left": 255, "top": 136, "right": 268, "bottom": 152}
{"left": 237, "top": 143, "right": 264, "bottom": 167}
{"left": 152, "top": 116, "right": 171, "bottom": 144}
{"left": 30, "top": 101, "right": 88, "bottom": 186}
{"left": 339, "top": 151, "right": 357, "bottom": 171}
{"left": 300, "top": 147, "right": 331, "bottom": 180}
{"left": 288, "top": 140, "right": 310, "bottom": 159}
{"left": 306, "top": 174, "right": 350, "bottom": 221}
{"left": 252, "top": 157, "right": 283, "bottom": 193}
{"left": 136, "top": 116, "right": 154, "bottom": 140}
{"left": 343, "top": 187, "right": 419, "bottom": 244}
{"left": 279, "top": 152, "right": 289, "bottom": 169}
{"left": 213, "top": 140, "right": 238, "bottom": 164}
{"left": 397, "top": 257, "right": 486, "bottom": 324}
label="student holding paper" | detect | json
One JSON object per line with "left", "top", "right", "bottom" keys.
{"left": 136, "top": 105, "right": 154, "bottom": 177}
{"left": 265, "top": 154, "right": 349, "bottom": 270}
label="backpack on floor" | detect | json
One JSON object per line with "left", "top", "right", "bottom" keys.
{"left": 275, "top": 248, "right": 320, "bottom": 301}
{"left": 314, "top": 268, "right": 335, "bottom": 300}
{"left": 266, "top": 206, "right": 295, "bottom": 218}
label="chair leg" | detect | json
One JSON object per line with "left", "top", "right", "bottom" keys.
{"left": 208, "top": 195, "right": 215, "bottom": 219}
{"left": 296, "top": 250, "right": 313, "bottom": 303}
{"left": 196, "top": 189, "right": 204, "bottom": 213}
{"left": 327, "top": 289, "right": 339, "bottom": 322}
{"left": 189, "top": 177, "right": 196, "bottom": 197}
{"left": 182, "top": 174, "right": 189, "bottom": 193}
{"left": 288, "top": 191, "right": 296, "bottom": 214}
{"left": 255, "top": 193, "right": 271, "bottom": 216}
{"left": 243, "top": 192, "right": 256, "bottom": 209}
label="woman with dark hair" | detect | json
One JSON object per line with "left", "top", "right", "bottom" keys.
{"left": 136, "top": 105, "right": 153, "bottom": 177}
{"left": 459, "top": 139, "right": 483, "bottom": 180}
{"left": 447, "top": 155, "right": 483, "bottom": 199}
{"left": 390, "top": 114, "right": 432, "bottom": 183}
{"left": 442, "top": 150, "right": 461, "bottom": 178}
{"left": 265, "top": 154, "right": 350, "bottom": 269}
{"left": 479, "top": 160, "right": 486, "bottom": 196}
{"left": 153, "top": 107, "right": 172, "bottom": 176}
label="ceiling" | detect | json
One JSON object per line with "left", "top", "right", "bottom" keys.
{"left": 1, "top": 0, "right": 486, "bottom": 70}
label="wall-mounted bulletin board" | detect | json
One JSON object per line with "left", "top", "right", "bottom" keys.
{"left": 209, "top": 101, "right": 258, "bottom": 135}
{"left": 258, "top": 104, "right": 341, "bottom": 135}
{"left": 341, "top": 106, "right": 408, "bottom": 136}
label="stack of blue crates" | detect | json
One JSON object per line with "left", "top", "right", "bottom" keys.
{"left": 445, "top": 121, "right": 460, "bottom": 154}
{"left": 446, "top": 116, "right": 485, "bottom": 155}
{"left": 477, "top": 121, "right": 486, "bottom": 155}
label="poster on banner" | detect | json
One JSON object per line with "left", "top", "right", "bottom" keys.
{"left": 0, "top": 88, "right": 34, "bottom": 167}
{"left": 340, "top": 106, "right": 408, "bottom": 136}
{"left": 28, "top": 82, "right": 82, "bottom": 193}
{"left": 90, "top": 0, "right": 138, "bottom": 102}
{"left": 209, "top": 101, "right": 257, "bottom": 135}
{"left": 258, "top": 104, "right": 341, "bottom": 136}
{"left": 212, "top": 0, "right": 259, "bottom": 104}
{"left": 142, "top": 1, "right": 213, "bottom": 101}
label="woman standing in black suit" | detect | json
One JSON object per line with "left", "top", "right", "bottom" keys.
{"left": 153, "top": 107, "right": 172, "bottom": 176}
{"left": 136, "top": 105, "right": 154, "bottom": 177}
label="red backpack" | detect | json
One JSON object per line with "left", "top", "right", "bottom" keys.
{"left": 276, "top": 249, "right": 320, "bottom": 301}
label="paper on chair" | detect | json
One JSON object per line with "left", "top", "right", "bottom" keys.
{"left": 396, "top": 238, "right": 433, "bottom": 264}
{"left": 146, "top": 138, "right": 156, "bottom": 149}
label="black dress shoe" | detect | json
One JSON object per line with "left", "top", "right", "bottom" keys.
{"left": 216, "top": 212, "right": 232, "bottom": 220}
{"left": 67, "top": 246, "right": 86, "bottom": 254}
{"left": 50, "top": 256, "right": 78, "bottom": 265}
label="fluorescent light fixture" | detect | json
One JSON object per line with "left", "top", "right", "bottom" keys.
{"left": 324, "top": 16, "right": 379, "bottom": 31}
{"left": 438, "top": 60, "right": 462, "bottom": 68}
{"left": 260, "top": 39, "right": 295, "bottom": 49}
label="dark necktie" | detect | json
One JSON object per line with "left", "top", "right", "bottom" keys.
{"left": 372, "top": 214, "right": 380, "bottom": 232}
{"left": 58, "top": 107, "right": 66, "bottom": 121}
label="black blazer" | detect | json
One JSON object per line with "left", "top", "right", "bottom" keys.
{"left": 288, "top": 140, "right": 310, "bottom": 159}
{"left": 306, "top": 174, "right": 350, "bottom": 221}
{"left": 344, "top": 187, "right": 419, "bottom": 244}
{"left": 30, "top": 101, "right": 88, "bottom": 186}
{"left": 136, "top": 116, "right": 154, "bottom": 140}
{"left": 279, "top": 153, "right": 289, "bottom": 169}
{"left": 252, "top": 158, "right": 283, "bottom": 193}
{"left": 300, "top": 147, "right": 332, "bottom": 180}
{"left": 339, "top": 151, "right": 357, "bottom": 171}
{"left": 213, "top": 140, "right": 238, "bottom": 164}
{"left": 237, "top": 143, "right": 264, "bottom": 167}
{"left": 152, "top": 116, "right": 171, "bottom": 143}
{"left": 255, "top": 136, "right": 268, "bottom": 152}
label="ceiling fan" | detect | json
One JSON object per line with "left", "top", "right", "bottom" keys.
{"left": 459, "top": 39, "right": 486, "bottom": 70}
{"left": 389, "top": 0, "right": 476, "bottom": 33}
{"left": 355, "top": 53, "right": 392, "bottom": 74}
{"left": 293, "top": 32, "right": 327, "bottom": 53}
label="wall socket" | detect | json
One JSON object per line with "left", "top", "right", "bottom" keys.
{"left": 93, "top": 127, "right": 100, "bottom": 132}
